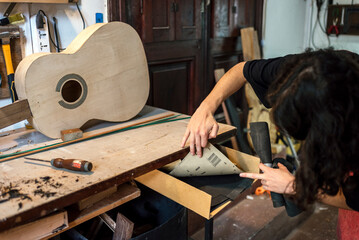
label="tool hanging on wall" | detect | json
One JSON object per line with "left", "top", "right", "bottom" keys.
{"left": 0, "top": 28, "right": 20, "bottom": 102}
{"left": 0, "top": 13, "right": 25, "bottom": 26}
{"left": 0, "top": 3, "right": 25, "bottom": 26}
{"left": 327, "top": 17, "right": 340, "bottom": 36}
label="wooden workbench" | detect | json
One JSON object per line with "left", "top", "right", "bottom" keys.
{"left": 0, "top": 106, "right": 236, "bottom": 232}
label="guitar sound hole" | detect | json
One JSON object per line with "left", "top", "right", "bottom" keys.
{"left": 61, "top": 80, "right": 83, "bottom": 103}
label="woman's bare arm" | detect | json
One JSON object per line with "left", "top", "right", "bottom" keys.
{"left": 181, "top": 62, "right": 247, "bottom": 157}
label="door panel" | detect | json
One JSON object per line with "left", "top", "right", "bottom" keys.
{"left": 176, "top": 0, "right": 201, "bottom": 40}
{"left": 149, "top": 61, "right": 193, "bottom": 114}
{"left": 142, "top": 0, "right": 176, "bottom": 42}
{"left": 212, "top": 0, "right": 231, "bottom": 37}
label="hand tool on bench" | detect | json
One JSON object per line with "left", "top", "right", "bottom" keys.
{"left": 0, "top": 28, "right": 19, "bottom": 102}
{"left": 25, "top": 157, "right": 93, "bottom": 172}
{"left": 250, "top": 121, "right": 302, "bottom": 217}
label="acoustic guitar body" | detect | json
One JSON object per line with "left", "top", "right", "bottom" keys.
{"left": 15, "top": 22, "right": 149, "bottom": 139}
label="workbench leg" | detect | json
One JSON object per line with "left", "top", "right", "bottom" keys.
{"left": 204, "top": 218, "right": 213, "bottom": 240}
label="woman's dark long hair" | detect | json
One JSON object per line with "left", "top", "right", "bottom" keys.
{"left": 267, "top": 49, "right": 359, "bottom": 209}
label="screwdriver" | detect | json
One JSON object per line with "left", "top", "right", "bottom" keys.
{"left": 25, "top": 157, "right": 93, "bottom": 172}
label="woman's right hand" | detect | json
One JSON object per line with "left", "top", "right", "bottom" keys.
{"left": 180, "top": 102, "right": 219, "bottom": 157}
{"left": 180, "top": 62, "right": 247, "bottom": 156}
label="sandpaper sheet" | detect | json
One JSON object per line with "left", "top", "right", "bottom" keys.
{"left": 169, "top": 143, "right": 242, "bottom": 177}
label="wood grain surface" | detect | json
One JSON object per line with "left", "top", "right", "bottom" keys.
{"left": 0, "top": 106, "right": 236, "bottom": 231}
{"left": 0, "top": 99, "right": 31, "bottom": 129}
{"left": 14, "top": 22, "right": 149, "bottom": 138}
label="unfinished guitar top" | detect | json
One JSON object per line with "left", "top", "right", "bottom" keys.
{"left": 15, "top": 22, "right": 149, "bottom": 138}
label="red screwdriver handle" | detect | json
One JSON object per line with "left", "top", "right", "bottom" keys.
{"left": 51, "top": 158, "right": 93, "bottom": 172}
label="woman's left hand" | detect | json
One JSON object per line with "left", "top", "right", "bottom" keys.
{"left": 240, "top": 163, "right": 296, "bottom": 195}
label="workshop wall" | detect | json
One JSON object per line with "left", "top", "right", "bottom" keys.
{"left": 0, "top": 1, "right": 107, "bottom": 131}
{"left": 261, "top": 0, "right": 359, "bottom": 58}
{"left": 306, "top": 0, "right": 359, "bottom": 54}
{"left": 0, "top": 1, "right": 107, "bottom": 57}
{"left": 261, "top": 0, "right": 307, "bottom": 58}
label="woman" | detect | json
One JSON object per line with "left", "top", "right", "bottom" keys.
{"left": 181, "top": 49, "right": 358, "bottom": 238}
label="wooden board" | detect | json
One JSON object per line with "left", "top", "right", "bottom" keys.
{"left": 0, "top": 211, "right": 68, "bottom": 240}
{"left": 136, "top": 170, "right": 213, "bottom": 219}
{"left": 14, "top": 22, "right": 149, "bottom": 138}
{"left": 49, "top": 183, "right": 140, "bottom": 238}
{"left": 0, "top": 106, "right": 236, "bottom": 231}
{"left": 240, "top": 27, "right": 261, "bottom": 61}
{"left": 113, "top": 213, "right": 134, "bottom": 240}
{"left": 219, "top": 146, "right": 260, "bottom": 173}
{"left": 0, "top": 99, "right": 31, "bottom": 129}
{"left": 77, "top": 185, "right": 117, "bottom": 211}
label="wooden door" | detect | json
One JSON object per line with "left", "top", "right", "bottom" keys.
{"left": 212, "top": 0, "right": 232, "bottom": 37}
{"left": 211, "top": 0, "right": 255, "bottom": 38}
{"left": 142, "top": 0, "right": 176, "bottom": 42}
{"left": 147, "top": 60, "right": 195, "bottom": 114}
{"left": 175, "top": 0, "right": 202, "bottom": 40}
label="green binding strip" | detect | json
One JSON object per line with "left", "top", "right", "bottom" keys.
{"left": 0, "top": 114, "right": 190, "bottom": 160}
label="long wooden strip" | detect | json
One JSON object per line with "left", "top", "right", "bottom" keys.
{"left": 136, "top": 170, "right": 213, "bottom": 219}
{"left": 0, "top": 99, "right": 32, "bottom": 129}
{"left": 0, "top": 113, "right": 175, "bottom": 162}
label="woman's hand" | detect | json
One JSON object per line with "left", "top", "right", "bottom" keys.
{"left": 240, "top": 163, "right": 296, "bottom": 194}
{"left": 180, "top": 62, "right": 247, "bottom": 157}
{"left": 180, "top": 102, "right": 219, "bottom": 157}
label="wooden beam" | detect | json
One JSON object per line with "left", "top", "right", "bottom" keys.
{"left": 47, "top": 183, "right": 140, "bottom": 239}
{"left": 0, "top": 99, "right": 32, "bottom": 129}
{"left": 99, "top": 213, "right": 116, "bottom": 232}
{"left": 77, "top": 185, "right": 118, "bottom": 211}
{"left": 0, "top": 211, "right": 68, "bottom": 240}
{"left": 113, "top": 213, "right": 134, "bottom": 240}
